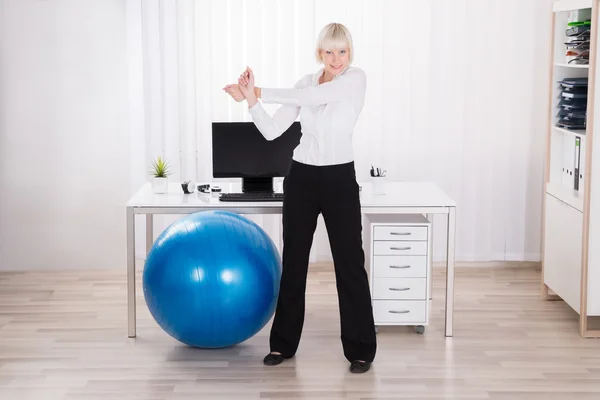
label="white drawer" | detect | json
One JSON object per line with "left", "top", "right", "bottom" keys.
{"left": 372, "top": 277, "right": 427, "bottom": 300}
{"left": 373, "top": 255, "right": 428, "bottom": 278}
{"left": 373, "top": 241, "right": 428, "bottom": 256}
{"left": 373, "top": 300, "right": 427, "bottom": 324}
{"left": 374, "top": 225, "right": 428, "bottom": 241}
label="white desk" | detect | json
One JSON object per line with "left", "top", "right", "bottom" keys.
{"left": 126, "top": 181, "right": 457, "bottom": 337}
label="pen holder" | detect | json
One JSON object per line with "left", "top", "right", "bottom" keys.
{"left": 371, "top": 176, "right": 386, "bottom": 195}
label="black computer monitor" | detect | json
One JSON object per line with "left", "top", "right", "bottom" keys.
{"left": 212, "top": 121, "right": 302, "bottom": 193}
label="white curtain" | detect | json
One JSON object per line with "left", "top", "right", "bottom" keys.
{"left": 127, "top": 0, "right": 553, "bottom": 263}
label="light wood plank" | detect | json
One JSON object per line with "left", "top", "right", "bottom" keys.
{"left": 0, "top": 264, "right": 599, "bottom": 399}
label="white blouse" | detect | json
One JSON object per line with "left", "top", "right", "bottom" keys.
{"left": 247, "top": 66, "right": 366, "bottom": 166}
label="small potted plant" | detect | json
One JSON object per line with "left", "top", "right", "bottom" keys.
{"left": 150, "top": 156, "right": 171, "bottom": 193}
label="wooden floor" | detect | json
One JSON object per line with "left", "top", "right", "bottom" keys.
{"left": 1, "top": 264, "right": 599, "bottom": 400}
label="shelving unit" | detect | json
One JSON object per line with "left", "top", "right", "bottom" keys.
{"left": 555, "top": 62, "right": 590, "bottom": 68}
{"left": 543, "top": 0, "right": 600, "bottom": 337}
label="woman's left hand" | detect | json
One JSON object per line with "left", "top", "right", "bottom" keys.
{"left": 245, "top": 66, "right": 255, "bottom": 91}
{"left": 239, "top": 66, "right": 258, "bottom": 107}
{"left": 239, "top": 67, "right": 255, "bottom": 90}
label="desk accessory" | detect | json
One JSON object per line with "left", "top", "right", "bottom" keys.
{"left": 370, "top": 165, "right": 386, "bottom": 178}
{"left": 197, "top": 184, "right": 211, "bottom": 193}
{"left": 150, "top": 156, "right": 171, "bottom": 194}
{"left": 211, "top": 185, "right": 222, "bottom": 197}
{"left": 370, "top": 165, "right": 387, "bottom": 195}
{"left": 181, "top": 181, "right": 195, "bottom": 194}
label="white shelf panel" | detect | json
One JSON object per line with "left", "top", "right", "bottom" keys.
{"left": 554, "top": 62, "right": 590, "bottom": 69}
{"left": 553, "top": 0, "right": 593, "bottom": 12}
{"left": 553, "top": 126, "right": 587, "bottom": 137}
{"left": 543, "top": 193, "right": 583, "bottom": 315}
{"left": 546, "top": 181, "right": 584, "bottom": 212}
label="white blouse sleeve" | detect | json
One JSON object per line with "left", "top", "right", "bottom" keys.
{"left": 246, "top": 75, "right": 310, "bottom": 141}
{"left": 260, "top": 68, "right": 366, "bottom": 107}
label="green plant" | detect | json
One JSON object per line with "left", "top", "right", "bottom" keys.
{"left": 150, "top": 156, "right": 171, "bottom": 178}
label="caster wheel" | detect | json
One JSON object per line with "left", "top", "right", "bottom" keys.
{"left": 415, "top": 325, "right": 425, "bottom": 334}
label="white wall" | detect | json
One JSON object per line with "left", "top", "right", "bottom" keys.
{"left": 0, "top": 0, "right": 130, "bottom": 270}
{"left": 131, "top": 0, "right": 553, "bottom": 265}
{"left": 0, "top": 0, "right": 553, "bottom": 271}
{"left": 0, "top": 0, "right": 5, "bottom": 270}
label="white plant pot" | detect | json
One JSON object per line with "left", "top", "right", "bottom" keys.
{"left": 152, "top": 177, "right": 168, "bottom": 194}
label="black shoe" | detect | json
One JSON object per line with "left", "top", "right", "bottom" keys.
{"left": 349, "top": 360, "right": 371, "bottom": 373}
{"left": 263, "top": 352, "right": 290, "bottom": 366}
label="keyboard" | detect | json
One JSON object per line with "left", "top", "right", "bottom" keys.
{"left": 219, "top": 192, "right": 284, "bottom": 202}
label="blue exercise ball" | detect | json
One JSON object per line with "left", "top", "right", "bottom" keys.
{"left": 142, "top": 210, "right": 281, "bottom": 348}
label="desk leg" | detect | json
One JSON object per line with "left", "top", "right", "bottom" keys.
{"left": 427, "top": 213, "right": 434, "bottom": 301}
{"left": 146, "top": 214, "right": 154, "bottom": 254}
{"left": 445, "top": 207, "right": 456, "bottom": 337}
{"left": 278, "top": 214, "right": 284, "bottom": 254}
{"left": 127, "top": 207, "right": 136, "bottom": 338}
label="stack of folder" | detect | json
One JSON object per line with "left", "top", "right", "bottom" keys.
{"left": 556, "top": 76, "right": 587, "bottom": 192}
{"left": 556, "top": 77, "right": 588, "bottom": 130}
{"left": 565, "top": 20, "right": 591, "bottom": 65}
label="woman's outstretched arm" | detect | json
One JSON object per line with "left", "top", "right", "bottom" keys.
{"left": 247, "top": 102, "right": 300, "bottom": 141}
{"left": 234, "top": 71, "right": 310, "bottom": 141}
{"left": 255, "top": 68, "right": 366, "bottom": 107}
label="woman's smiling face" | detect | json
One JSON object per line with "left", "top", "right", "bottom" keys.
{"left": 320, "top": 47, "right": 349, "bottom": 76}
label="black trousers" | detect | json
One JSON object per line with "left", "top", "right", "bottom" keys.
{"left": 269, "top": 160, "right": 377, "bottom": 362}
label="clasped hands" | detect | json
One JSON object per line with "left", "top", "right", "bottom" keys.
{"left": 223, "top": 66, "right": 260, "bottom": 108}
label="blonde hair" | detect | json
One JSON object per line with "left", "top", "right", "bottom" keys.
{"left": 315, "top": 23, "right": 354, "bottom": 65}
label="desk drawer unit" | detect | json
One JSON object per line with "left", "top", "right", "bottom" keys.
{"left": 373, "top": 255, "right": 428, "bottom": 278}
{"left": 373, "top": 241, "right": 428, "bottom": 256}
{"left": 373, "top": 225, "right": 428, "bottom": 241}
{"left": 372, "top": 277, "right": 427, "bottom": 300}
{"left": 373, "top": 300, "right": 427, "bottom": 324}
{"left": 363, "top": 214, "right": 432, "bottom": 334}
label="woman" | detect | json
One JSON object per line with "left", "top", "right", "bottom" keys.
{"left": 224, "top": 22, "right": 376, "bottom": 374}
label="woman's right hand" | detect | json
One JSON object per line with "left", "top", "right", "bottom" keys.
{"left": 223, "top": 84, "right": 245, "bottom": 102}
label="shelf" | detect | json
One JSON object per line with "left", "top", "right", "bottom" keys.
{"left": 553, "top": 126, "right": 587, "bottom": 137}
{"left": 546, "top": 180, "right": 584, "bottom": 212}
{"left": 545, "top": 0, "right": 600, "bottom": 338}
{"left": 553, "top": 0, "right": 593, "bottom": 12}
{"left": 555, "top": 62, "right": 590, "bottom": 69}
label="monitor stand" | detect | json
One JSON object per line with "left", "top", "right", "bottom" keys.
{"left": 242, "top": 177, "right": 274, "bottom": 193}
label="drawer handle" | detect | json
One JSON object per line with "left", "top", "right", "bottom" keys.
{"left": 389, "top": 287, "right": 410, "bottom": 292}
{"left": 390, "top": 265, "right": 411, "bottom": 269}
{"left": 390, "top": 246, "right": 411, "bottom": 251}
{"left": 390, "top": 232, "right": 411, "bottom": 236}
{"left": 389, "top": 310, "right": 410, "bottom": 314}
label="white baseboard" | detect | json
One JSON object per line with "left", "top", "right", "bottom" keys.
{"left": 135, "top": 258, "right": 541, "bottom": 271}
{"left": 432, "top": 260, "right": 541, "bottom": 268}
{"left": 315, "top": 253, "right": 542, "bottom": 265}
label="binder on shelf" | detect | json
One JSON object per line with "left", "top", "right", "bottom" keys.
{"left": 563, "top": 134, "right": 576, "bottom": 190}
{"left": 575, "top": 137, "right": 581, "bottom": 191}
{"left": 579, "top": 136, "right": 586, "bottom": 192}
{"left": 560, "top": 135, "right": 586, "bottom": 192}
